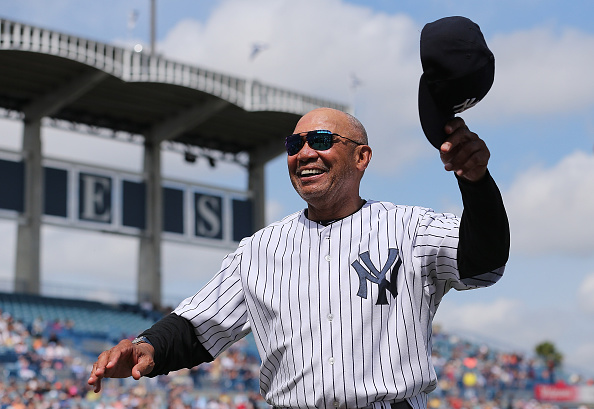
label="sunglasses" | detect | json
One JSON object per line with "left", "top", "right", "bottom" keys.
{"left": 285, "top": 129, "right": 364, "bottom": 156}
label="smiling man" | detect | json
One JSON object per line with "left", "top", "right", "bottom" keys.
{"left": 287, "top": 108, "right": 371, "bottom": 223}
{"left": 89, "top": 107, "right": 509, "bottom": 409}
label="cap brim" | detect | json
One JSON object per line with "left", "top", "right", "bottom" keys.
{"left": 418, "top": 74, "right": 454, "bottom": 149}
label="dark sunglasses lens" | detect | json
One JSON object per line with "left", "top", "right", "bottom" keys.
{"left": 308, "top": 133, "right": 333, "bottom": 151}
{"left": 285, "top": 134, "right": 304, "bottom": 155}
{"left": 286, "top": 131, "right": 334, "bottom": 155}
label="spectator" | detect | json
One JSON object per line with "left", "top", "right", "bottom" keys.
{"left": 0, "top": 303, "right": 589, "bottom": 409}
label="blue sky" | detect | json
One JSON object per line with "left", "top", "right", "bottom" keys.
{"left": 0, "top": 0, "right": 593, "bottom": 376}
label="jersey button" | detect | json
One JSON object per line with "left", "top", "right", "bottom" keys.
{"left": 325, "top": 255, "right": 331, "bottom": 261}
{"left": 327, "top": 313, "right": 334, "bottom": 321}
{"left": 333, "top": 401, "right": 339, "bottom": 407}
{"left": 329, "top": 357, "right": 335, "bottom": 365}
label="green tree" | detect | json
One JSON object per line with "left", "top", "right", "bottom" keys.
{"left": 535, "top": 341, "right": 563, "bottom": 383}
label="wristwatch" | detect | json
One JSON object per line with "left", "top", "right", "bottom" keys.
{"left": 131, "top": 336, "right": 152, "bottom": 346}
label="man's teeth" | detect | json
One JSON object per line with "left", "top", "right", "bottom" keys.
{"left": 301, "top": 169, "right": 323, "bottom": 176}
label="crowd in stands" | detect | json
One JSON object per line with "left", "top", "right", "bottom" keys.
{"left": 0, "top": 305, "right": 592, "bottom": 409}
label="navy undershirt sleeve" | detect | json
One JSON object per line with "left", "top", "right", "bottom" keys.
{"left": 456, "top": 169, "right": 510, "bottom": 279}
{"left": 140, "top": 313, "right": 214, "bottom": 377}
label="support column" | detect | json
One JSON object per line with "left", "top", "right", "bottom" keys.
{"left": 248, "top": 156, "right": 266, "bottom": 231}
{"left": 14, "top": 69, "right": 108, "bottom": 294}
{"left": 137, "top": 139, "right": 162, "bottom": 308}
{"left": 248, "top": 139, "right": 285, "bottom": 231}
{"left": 15, "top": 118, "right": 43, "bottom": 294}
{"left": 135, "top": 100, "right": 228, "bottom": 308}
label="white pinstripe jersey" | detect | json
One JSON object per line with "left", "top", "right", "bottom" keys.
{"left": 174, "top": 200, "right": 505, "bottom": 409}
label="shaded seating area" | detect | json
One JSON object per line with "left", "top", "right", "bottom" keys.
{"left": 0, "top": 292, "right": 162, "bottom": 347}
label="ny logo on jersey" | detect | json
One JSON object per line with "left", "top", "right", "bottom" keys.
{"left": 453, "top": 97, "right": 480, "bottom": 113}
{"left": 351, "top": 248, "right": 402, "bottom": 305}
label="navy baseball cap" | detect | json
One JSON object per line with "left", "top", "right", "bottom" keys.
{"left": 418, "top": 16, "right": 495, "bottom": 149}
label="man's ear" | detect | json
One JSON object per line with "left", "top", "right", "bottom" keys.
{"left": 356, "top": 145, "right": 372, "bottom": 171}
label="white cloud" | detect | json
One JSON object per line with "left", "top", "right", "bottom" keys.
{"left": 436, "top": 298, "right": 562, "bottom": 350}
{"left": 158, "top": 4, "right": 594, "bottom": 175}
{"left": 158, "top": 0, "right": 428, "bottom": 174}
{"left": 481, "top": 25, "right": 594, "bottom": 118}
{"left": 578, "top": 273, "right": 594, "bottom": 314}
{"left": 504, "top": 151, "right": 594, "bottom": 256}
{"left": 435, "top": 297, "right": 594, "bottom": 372}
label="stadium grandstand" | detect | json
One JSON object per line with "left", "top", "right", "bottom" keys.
{"left": 1, "top": 290, "right": 593, "bottom": 409}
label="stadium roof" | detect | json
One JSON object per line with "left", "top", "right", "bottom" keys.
{"left": 0, "top": 18, "right": 348, "bottom": 158}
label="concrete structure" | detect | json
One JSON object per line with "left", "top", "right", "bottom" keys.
{"left": 0, "top": 18, "right": 348, "bottom": 307}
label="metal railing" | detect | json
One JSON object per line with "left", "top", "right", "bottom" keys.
{"left": 0, "top": 19, "right": 124, "bottom": 74}
{"left": 0, "top": 18, "right": 347, "bottom": 114}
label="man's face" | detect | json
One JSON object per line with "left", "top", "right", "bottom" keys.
{"left": 287, "top": 110, "right": 364, "bottom": 209}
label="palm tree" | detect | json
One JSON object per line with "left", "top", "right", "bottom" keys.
{"left": 535, "top": 341, "right": 563, "bottom": 384}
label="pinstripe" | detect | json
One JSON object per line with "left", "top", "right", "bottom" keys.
{"left": 173, "top": 202, "right": 505, "bottom": 409}
{"left": 184, "top": 277, "right": 237, "bottom": 322}
{"left": 336, "top": 220, "right": 349, "bottom": 405}
{"left": 263, "top": 229, "right": 286, "bottom": 381}
{"left": 279, "top": 223, "right": 297, "bottom": 405}
{"left": 326, "top": 223, "right": 337, "bottom": 406}
{"left": 294, "top": 219, "right": 308, "bottom": 407}
{"left": 367, "top": 207, "right": 380, "bottom": 401}
{"left": 383, "top": 213, "right": 398, "bottom": 394}
{"left": 355, "top": 209, "right": 370, "bottom": 406}
{"left": 271, "top": 223, "right": 291, "bottom": 404}
{"left": 374, "top": 205, "right": 388, "bottom": 401}
{"left": 314, "top": 222, "right": 328, "bottom": 409}
{"left": 281, "top": 223, "right": 298, "bottom": 405}
{"left": 249, "top": 232, "right": 280, "bottom": 383}
{"left": 307, "top": 222, "right": 320, "bottom": 407}
{"left": 402, "top": 207, "right": 429, "bottom": 397}
{"left": 349, "top": 214, "right": 363, "bottom": 408}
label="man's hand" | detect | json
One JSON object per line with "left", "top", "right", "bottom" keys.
{"left": 440, "top": 117, "right": 490, "bottom": 182}
{"left": 87, "top": 339, "right": 156, "bottom": 393}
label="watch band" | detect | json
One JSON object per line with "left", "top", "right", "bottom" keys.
{"left": 131, "top": 336, "right": 152, "bottom": 346}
